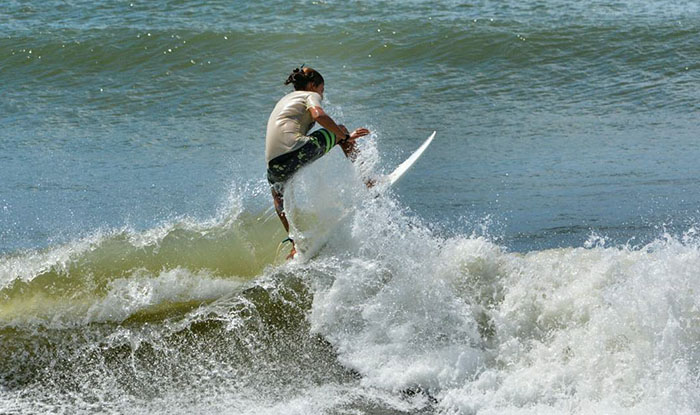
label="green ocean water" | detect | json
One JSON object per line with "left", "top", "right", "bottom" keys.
{"left": 2, "top": 1, "right": 700, "bottom": 413}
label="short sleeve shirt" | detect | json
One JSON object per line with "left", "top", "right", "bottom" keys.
{"left": 265, "top": 91, "right": 323, "bottom": 163}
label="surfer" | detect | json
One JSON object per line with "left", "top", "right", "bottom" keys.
{"left": 266, "top": 66, "right": 370, "bottom": 258}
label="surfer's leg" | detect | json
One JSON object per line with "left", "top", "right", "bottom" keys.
{"left": 270, "top": 187, "right": 290, "bottom": 233}
{"left": 267, "top": 160, "right": 297, "bottom": 258}
{"left": 265, "top": 130, "right": 335, "bottom": 258}
{"left": 270, "top": 187, "right": 296, "bottom": 259}
{"left": 266, "top": 133, "right": 328, "bottom": 231}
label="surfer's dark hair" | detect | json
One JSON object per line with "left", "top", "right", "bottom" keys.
{"left": 285, "top": 66, "right": 324, "bottom": 91}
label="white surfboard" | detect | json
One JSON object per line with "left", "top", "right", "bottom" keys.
{"left": 261, "top": 131, "right": 437, "bottom": 224}
{"left": 387, "top": 131, "right": 436, "bottom": 185}
{"left": 291, "top": 131, "right": 437, "bottom": 261}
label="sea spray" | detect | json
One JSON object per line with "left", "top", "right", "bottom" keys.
{"left": 308, "top": 204, "right": 700, "bottom": 413}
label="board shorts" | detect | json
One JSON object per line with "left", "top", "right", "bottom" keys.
{"left": 267, "top": 128, "right": 337, "bottom": 192}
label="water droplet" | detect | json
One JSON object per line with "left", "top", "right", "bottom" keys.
{"left": 224, "top": 36, "right": 228, "bottom": 40}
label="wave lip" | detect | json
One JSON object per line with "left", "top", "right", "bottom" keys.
{"left": 0, "top": 210, "right": 285, "bottom": 328}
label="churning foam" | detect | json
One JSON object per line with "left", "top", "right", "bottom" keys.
{"left": 260, "top": 132, "right": 700, "bottom": 413}
{"left": 306, "top": 203, "right": 700, "bottom": 413}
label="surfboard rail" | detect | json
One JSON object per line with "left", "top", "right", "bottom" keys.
{"left": 387, "top": 131, "right": 436, "bottom": 185}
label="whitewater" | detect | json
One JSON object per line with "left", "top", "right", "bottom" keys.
{"left": 3, "top": 145, "right": 700, "bottom": 414}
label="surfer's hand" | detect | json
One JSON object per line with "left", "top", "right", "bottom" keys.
{"left": 349, "top": 128, "right": 370, "bottom": 140}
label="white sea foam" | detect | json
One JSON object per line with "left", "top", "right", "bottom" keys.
{"left": 282, "top": 153, "right": 700, "bottom": 413}
{"left": 0, "top": 266, "right": 243, "bottom": 328}
{"left": 0, "top": 230, "right": 107, "bottom": 288}
{"left": 86, "top": 268, "right": 244, "bottom": 323}
{"left": 310, "top": 218, "right": 700, "bottom": 413}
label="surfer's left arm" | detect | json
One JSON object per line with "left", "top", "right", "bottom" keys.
{"left": 309, "top": 106, "right": 369, "bottom": 143}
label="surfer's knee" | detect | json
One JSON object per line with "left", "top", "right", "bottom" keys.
{"left": 309, "top": 128, "right": 337, "bottom": 155}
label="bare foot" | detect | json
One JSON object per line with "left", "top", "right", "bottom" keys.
{"left": 286, "top": 244, "right": 297, "bottom": 260}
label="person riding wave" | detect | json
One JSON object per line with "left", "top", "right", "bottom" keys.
{"left": 265, "top": 66, "right": 370, "bottom": 258}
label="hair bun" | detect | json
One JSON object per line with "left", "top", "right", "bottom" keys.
{"left": 284, "top": 67, "right": 306, "bottom": 87}
{"left": 284, "top": 66, "right": 324, "bottom": 91}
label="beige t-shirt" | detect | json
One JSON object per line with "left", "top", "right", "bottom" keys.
{"left": 265, "top": 90, "right": 323, "bottom": 163}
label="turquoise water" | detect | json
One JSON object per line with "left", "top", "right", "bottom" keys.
{"left": 2, "top": 1, "right": 700, "bottom": 414}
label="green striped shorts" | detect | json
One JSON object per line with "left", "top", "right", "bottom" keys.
{"left": 267, "top": 128, "right": 337, "bottom": 188}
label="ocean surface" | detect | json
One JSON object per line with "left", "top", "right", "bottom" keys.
{"left": 2, "top": 0, "right": 700, "bottom": 413}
